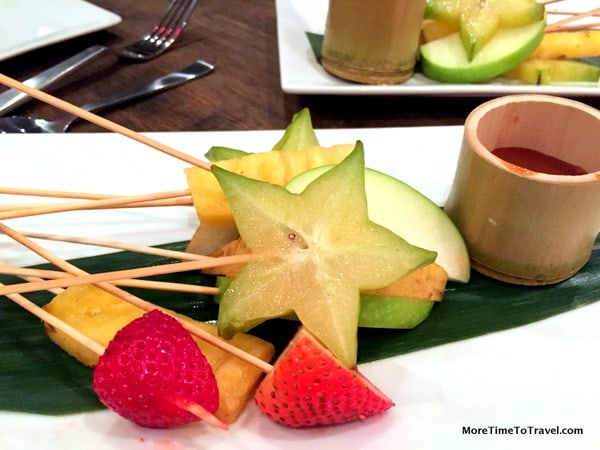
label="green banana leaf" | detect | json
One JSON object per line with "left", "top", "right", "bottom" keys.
{"left": 1, "top": 240, "right": 598, "bottom": 415}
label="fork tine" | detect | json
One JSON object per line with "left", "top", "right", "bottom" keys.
{"left": 151, "top": 0, "right": 196, "bottom": 46}
{"left": 119, "top": 0, "right": 198, "bottom": 61}
{"left": 147, "top": 0, "right": 184, "bottom": 43}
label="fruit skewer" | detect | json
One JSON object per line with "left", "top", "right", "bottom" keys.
{"left": 1, "top": 279, "right": 228, "bottom": 429}
{"left": 0, "top": 76, "right": 276, "bottom": 374}
{"left": 1, "top": 222, "right": 394, "bottom": 428}
{"left": 0, "top": 222, "right": 273, "bottom": 373}
{"left": 0, "top": 76, "right": 412, "bottom": 429}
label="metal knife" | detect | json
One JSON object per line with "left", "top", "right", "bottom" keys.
{"left": 0, "top": 45, "right": 107, "bottom": 115}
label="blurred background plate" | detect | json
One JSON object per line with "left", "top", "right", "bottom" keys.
{"left": 0, "top": 0, "right": 121, "bottom": 62}
{"left": 276, "top": 0, "right": 600, "bottom": 96}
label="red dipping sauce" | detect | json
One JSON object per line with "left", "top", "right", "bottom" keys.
{"left": 492, "top": 146, "right": 588, "bottom": 176}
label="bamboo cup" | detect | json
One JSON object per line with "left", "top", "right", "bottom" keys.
{"left": 445, "top": 94, "right": 600, "bottom": 285}
{"left": 320, "top": 0, "right": 426, "bottom": 84}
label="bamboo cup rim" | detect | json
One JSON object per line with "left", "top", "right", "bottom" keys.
{"left": 465, "top": 94, "right": 600, "bottom": 184}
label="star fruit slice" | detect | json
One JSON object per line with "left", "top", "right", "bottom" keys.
{"left": 213, "top": 142, "right": 436, "bottom": 368}
{"left": 425, "top": 0, "right": 545, "bottom": 60}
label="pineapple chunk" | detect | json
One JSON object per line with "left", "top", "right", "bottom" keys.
{"left": 43, "top": 285, "right": 274, "bottom": 424}
{"left": 184, "top": 144, "right": 354, "bottom": 226}
{"left": 528, "top": 30, "right": 600, "bottom": 60}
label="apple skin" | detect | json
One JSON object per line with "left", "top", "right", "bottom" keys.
{"left": 420, "top": 17, "right": 546, "bottom": 84}
{"left": 358, "top": 294, "right": 434, "bottom": 328}
{"left": 287, "top": 166, "right": 470, "bottom": 283}
{"left": 216, "top": 276, "right": 435, "bottom": 329}
{"left": 424, "top": 0, "right": 545, "bottom": 60}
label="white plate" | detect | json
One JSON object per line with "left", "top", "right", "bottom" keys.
{"left": 0, "top": 0, "right": 121, "bottom": 62}
{"left": 0, "top": 129, "right": 598, "bottom": 450}
{"left": 276, "top": 0, "right": 600, "bottom": 96}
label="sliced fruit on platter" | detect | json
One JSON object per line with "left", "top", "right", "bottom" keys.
{"left": 185, "top": 143, "right": 353, "bottom": 226}
{"left": 93, "top": 309, "right": 223, "bottom": 429}
{"left": 287, "top": 165, "right": 470, "bottom": 283}
{"left": 44, "top": 284, "right": 274, "bottom": 425}
{"left": 424, "top": 0, "right": 545, "bottom": 60}
{"left": 502, "top": 59, "right": 600, "bottom": 85}
{"left": 271, "top": 107, "right": 320, "bottom": 151}
{"left": 420, "top": 17, "right": 546, "bottom": 83}
{"left": 214, "top": 261, "right": 447, "bottom": 329}
{"left": 255, "top": 327, "right": 394, "bottom": 428}
{"left": 214, "top": 143, "right": 436, "bottom": 368}
{"left": 528, "top": 30, "right": 600, "bottom": 61}
{"left": 205, "top": 108, "right": 319, "bottom": 162}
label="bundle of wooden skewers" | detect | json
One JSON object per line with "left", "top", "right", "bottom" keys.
{"left": 0, "top": 73, "right": 282, "bottom": 429}
{"left": 542, "top": 0, "right": 600, "bottom": 32}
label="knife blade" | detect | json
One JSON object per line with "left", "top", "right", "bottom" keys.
{"left": 0, "top": 45, "right": 107, "bottom": 116}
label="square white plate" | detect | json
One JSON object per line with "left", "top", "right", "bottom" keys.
{"left": 276, "top": 0, "right": 600, "bottom": 96}
{"left": 0, "top": 0, "right": 121, "bottom": 62}
{"left": 0, "top": 128, "right": 598, "bottom": 450}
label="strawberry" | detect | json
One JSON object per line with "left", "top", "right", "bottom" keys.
{"left": 93, "top": 309, "right": 223, "bottom": 429}
{"left": 254, "top": 327, "right": 394, "bottom": 428}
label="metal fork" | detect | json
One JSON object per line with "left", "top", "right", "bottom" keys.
{"left": 118, "top": 0, "right": 198, "bottom": 61}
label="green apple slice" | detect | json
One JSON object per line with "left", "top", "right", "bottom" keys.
{"left": 215, "top": 275, "right": 436, "bottom": 329}
{"left": 287, "top": 166, "right": 470, "bottom": 283}
{"left": 420, "top": 17, "right": 546, "bottom": 84}
{"left": 425, "top": 0, "right": 545, "bottom": 60}
{"left": 214, "top": 143, "right": 436, "bottom": 368}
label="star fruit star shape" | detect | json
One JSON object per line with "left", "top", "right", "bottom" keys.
{"left": 426, "top": 0, "right": 545, "bottom": 60}
{"left": 213, "top": 143, "right": 435, "bottom": 368}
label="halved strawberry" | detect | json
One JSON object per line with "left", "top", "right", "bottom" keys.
{"left": 254, "top": 327, "right": 394, "bottom": 428}
{"left": 93, "top": 309, "right": 225, "bottom": 429}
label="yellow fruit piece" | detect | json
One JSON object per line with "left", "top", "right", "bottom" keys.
{"left": 503, "top": 59, "right": 600, "bottom": 84}
{"left": 185, "top": 144, "right": 354, "bottom": 226}
{"left": 43, "top": 285, "right": 274, "bottom": 424}
{"left": 529, "top": 30, "right": 600, "bottom": 60}
{"left": 363, "top": 263, "right": 448, "bottom": 301}
{"left": 421, "top": 19, "right": 460, "bottom": 44}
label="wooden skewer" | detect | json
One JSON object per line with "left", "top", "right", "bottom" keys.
{"left": 547, "top": 11, "right": 600, "bottom": 17}
{"left": 0, "top": 254, "right": 250, "bottom": 296}
{"left": 0, "top": 264, "right": 219, "bottom": 295}
{"left": 0, "top": 74, "right": 211, "bottom": 171}
{"left": 12, "top": 230, "right": 208, "bottom": 261}
{"left": 0, "top": 258, "right": 64, "bottom": 294}
{"left": 0, "top": 186, "right": 116, "bottom": 200}
{"left": 0, "top": 189, "right": 191, "bottom": 220}
{"left": 0, "top": 196, "right": 193, "bottom": 212}
{"left": 1, "top": 282, "right": 227, "bottom": 430}
{"left": 0, "top": 223, "right": 272, "bottom": 373}
{"left": 2, "top": 282, "right": 105, "bottom": 356}
{"left": 545, "top": 7, "right": 600, "bottom": 32}
{"left": 549, "top": 22, "right": 600, "bottom": 31}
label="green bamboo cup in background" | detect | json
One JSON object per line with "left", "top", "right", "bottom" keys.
{"left": 320, "top": 0, "right": 427, "bottom": 85}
